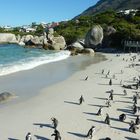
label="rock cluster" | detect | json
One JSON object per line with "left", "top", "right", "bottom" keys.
{"left": 0, "top": 33, "right": 17, "bottom": 44}
{"left": 0, "top": 92, "right": 14, "bottom": 103}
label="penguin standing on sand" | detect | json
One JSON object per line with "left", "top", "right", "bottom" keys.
{"left": 135, "top": 116, "right": 140, "bottom": 125}
{"left": 119, "top": 114, "right": 126, "bottom": 122}
{"left": 85, "top": 76, "right": 88, "bottom": 81}
{"left": 86, "top": 126, "right": 95, "bottom": 139}
{"left": 96, "top": 106, "right": 103, "bottom": 116}
{"left": 51, "top": 117, "right": 58, "bottom": 129}
{"left": 51, "top": 129, "right": 61, "bottom": 140}
{"left": 129, "top": 121, "right": 137, "bottom": 133}
{"left": 109, "top": 79, "right": 112, "bottom": 86}
{"left": 105, "top": 113, "right": 110, "bottom": 125}
{"left": 79, "top": 95, "right": 84, "bottom": 105}
{"left": 109, "top": 92, "right": 113, "bottom": 100}
{"left": 25, "top": 132, "right": 32, "bottom": 140}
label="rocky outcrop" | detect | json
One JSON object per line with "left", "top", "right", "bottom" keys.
{"left": 85, "top": 25, "right": 103, "bottom": 49}
{"left": 0, "top": 92, "right": 15, "bottom": 103}
{"left": 50, "top": 36, "right": 66, "bottom": 50}
{"left": 103, "top": 26, "right": 116, "bottom": 47}
{"left": 0, "top": 33, "right": 17, "bottom": 44}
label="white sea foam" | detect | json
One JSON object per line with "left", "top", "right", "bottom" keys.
{"left": 0, "top": 50, "right": 71, "bottom": 76}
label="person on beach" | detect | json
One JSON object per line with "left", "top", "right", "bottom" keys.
{"left": 85, "top": 76, "right": 88, "bottom": 81}
{"left": 105, "top": 113, "right": 110, "bottom": 125}
{"left": 109, "top": 79, "right": 112, "bottom": 86}
{"left": 79, "top": 95, "right": 84, "bottom": 105}
{"left": 51, "top": 129, "right": 61, "bottom": 140}
{"left": 51, "top": 117, "right": 58, "bottom": 129}
{"left": 119, "top": 114, "right": 126, "bottom": 122}
{"left": 96, "top": 106, "right": 103, "bottom": 116}
{"left": 25, "top": 132, "right": 32, "bottom": 140}
{"left": 86, "top": 126, "right": 95, "bottom": 139}
{"left": 135, "top": 116, "right": 140, "bottom": 125}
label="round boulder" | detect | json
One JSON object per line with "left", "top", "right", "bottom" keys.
{"left": 85, "top": 25, "right": 103, "bottom": 49}
{"left": 0, "top": 92, "right": 14, "bottom": 103}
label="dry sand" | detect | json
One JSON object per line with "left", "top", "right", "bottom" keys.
{"left": 0, "top": 53, "right": 140, "bottom": 140}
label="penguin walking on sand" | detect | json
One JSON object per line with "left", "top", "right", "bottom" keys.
{"left": 51, "top": 117, "right": 58, "bottom": 129}
{"left": 105, "top": 113, "right": 110, "bottom": 125}
{"left": 25, "top": 132, "right": 32, "bottom": 140}
{"left": 129, "top": 121, "right": 137, "bottom": 133}
{"left": 135, "top": 116, "right": 140, "bottom": 125}
{"left": 109, "top": 92, "right": 113, "bottom": 100}
{"left": 119, "top": 114, "right": 126, "bottom": 122}
{"left": 133, "top": 104, "right": 138, "bottom": 114}
{"left": 79, "top": 95, "right": 84, "bottom": 105}
{"left": 85, "top": 76, "right": 88, "bottom": 81}
{"left": 86, "top": 126, "right": 95, "bottom": 139}
{"left": 51, "top": 129, "right": 61, "bottom": 140}
{"left": 96, "top": 106, "right": 103, "bottom": 116}
{"left": 109, "top": 79, "right": 112, "bottom": 86}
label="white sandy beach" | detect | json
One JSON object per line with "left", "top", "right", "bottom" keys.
{"left": 0, "top": 53, "right": 140, "bottom": 140}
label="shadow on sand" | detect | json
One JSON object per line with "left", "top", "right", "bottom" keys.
{"left": 8, "top": 138, "right": 19, "bottom": 140}
{"left": 111, "top": 126, "right": 128, "bottom": 132}
{"left": 68, "top": 132, "right": 86, "bottom": 138}
{"left": 83, "top": 112, "right": 97, "bottom": 116}
{"left": 64, "top": 101, "right": 79, "bottom": 105}
{"left": 33, "top": 123, "right": 53, "bottom": 129}
{"left": 34, "top": 135, "right": 50, "bottom": 140}
{"left": 115, "top": 100, "right": 132, "bottom": 104}
{"left": 117, "top": 108, "right": 132, "bottom": 114}
{"left": 87, "top": 119, "right": 104, "bottom": 124}
{"left": 125, "top": 136, "right": 139, "bottom": 140}
{"left": 94, "top": 97, "right": 107, "bottom": 100}
{"left": 88, "top": 104, "right": 106, "bottom": 107}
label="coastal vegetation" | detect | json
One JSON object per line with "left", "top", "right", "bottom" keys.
{"left": 55, "top": 9, "right": 140, "bottom": 48}
{"left": 0, "top": 9, "right": 140, "bottom": 49}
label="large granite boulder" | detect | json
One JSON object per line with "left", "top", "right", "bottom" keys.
{"left": 104, "top": 26, "right": 116, "bottom": 36}
{"left": 0, "top": 33, "right": 17, "bottom": 43}
{"left": 103, "top": 26, "right": 116, "bottom": 47}
{"left": 50, "top": 36, "right": 66, "bottom": 50}
{"left": 0, "top": 92, "right": 14, "bottom": 103}
{"left": 85, "top": 25, "right": 103, "bottom": 49}
{"left": 47, "top": 28, "right": 54, "bottom": 41}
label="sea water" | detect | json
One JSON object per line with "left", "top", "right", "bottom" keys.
{"left": 0, "top": 44, "right": 70, "bottom": 76}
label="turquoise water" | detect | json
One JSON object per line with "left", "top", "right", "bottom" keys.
{"left": 0, "top": 44, "right": 70, "bottom": 76}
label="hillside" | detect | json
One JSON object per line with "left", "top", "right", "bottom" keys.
{"left": 79, "top": 0, "right": 140, "bottom": 17}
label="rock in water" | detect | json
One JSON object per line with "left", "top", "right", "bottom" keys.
{"left": 0, "top": 33, "right": 17, "bottom": 44}
{"left": 0, "top": 92, "right": 14, "bottom": 103}
{"left": 85, "top": 25, "right": 103, "bottom": 49}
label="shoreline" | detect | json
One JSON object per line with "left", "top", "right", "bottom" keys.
{"left": 0, "top": 53, "right": 106, "bottom": 107}
{"left": 0, "top": 52, "right": 140, "bottom": 139}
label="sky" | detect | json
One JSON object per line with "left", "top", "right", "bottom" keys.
{"left": 0, "top": 0, "right": 99, "bottom": 27}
